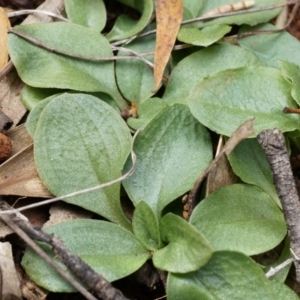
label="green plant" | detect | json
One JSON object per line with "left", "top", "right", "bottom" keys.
{"left": 7, "top": 0, "right": 300, "bottom": 298}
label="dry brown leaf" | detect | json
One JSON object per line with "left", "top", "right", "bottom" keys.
{"left": 0, "top": 69, "right": 26, "bottom": 128}
{"left": 0, "top": 7, "right": 10, "bottom": 70}
{"left": 44, "top": 202, "right": 93, "bottom": 228}
{"left": 206, "top": 154, "right": 240, "bottom": 196}
{"left": 6, "top": 124, "right": 33, "bottom": 156}
{"left": 0, "top": 242, "right": 22, "bottom": 300}
{"left": 153, "top": 0, "right": 183, "bottom": 90}
{"left": 0, "top": 145, "right": 52, "bottom": 197}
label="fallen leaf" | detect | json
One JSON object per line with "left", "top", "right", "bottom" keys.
{"left": 206, "top": 150, "right": 240, "bottom": 196}
{"left": 0, "top": 7, "right": 10, "bottom": 69}
{"left": 6, "top": 124, "right": 33, "bottom": 156}
{"left": 0, "top": 145, "right": 52, "bottom": 197}
{"left": 153, "top": 0, "right": 183, "bottom": 90}
{"left": 0, "top": 242, "right": 22, "bottom": 300}
{"left": 43, "top": 202, "right": 93, "bottom": 228}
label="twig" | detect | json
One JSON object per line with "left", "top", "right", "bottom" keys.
{"left": 257, "top": 129, "right": 300, "bottom": 283}
{"left": 186, "top": 119, "right": 254, "bottom": 218}
{"left": 0, "top": 202, "right": 128, "bottom": 300}
{"left": 0, "top": 130, "right": 139, "bottom": 215}
{"left": 265, "top": 257, "right": 293, "bottom": 278}
{"left": 0, "top": 204, "right": 98, "bottom": 300}
{"left": 8, "top": 28, "right": 153, "bottom": 63}
{"left": 7, "top": 9, "right": 69, "bottom": 22}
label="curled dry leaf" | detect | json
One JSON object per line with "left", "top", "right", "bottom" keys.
{"left": 0, "top": 7, "right": 10, "bottom": 70}
{"left": 153, "top": 0, "right": 183, "bottom": 91}
{"left": 0, "top": 145, "right": 52, "bottom": 197}
{"left": 0, "top": 132, "right": 12, "bottom": 162}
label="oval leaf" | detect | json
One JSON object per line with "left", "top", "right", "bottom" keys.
{"left": 279, "top": 60, "right": 300, "bottom": 106}
{"left": 239, "top": 23, "right": 300, "bottom": 69}
{"left": 187, "top": 66, "right": 298, "bottom": 136}
{"left": 190, "top": 184, "right": 286, "bottom": 255}
{"left": 123, "top": 104, "right": 212, "bottom": 216}
{"left": 105, "top": 0, "right": 153, "bottom": 42}
{"left": 227, "top": 138, "right": 281, "bottom": 207}
{"left": 132, "top": 201, "right": 162, "bottom": 251}
{"left": 167, "top": 251, "right": 276, "bottom": 300}
{"left": 116, "top": 32, "right": 156, "bottom": 104}
{"left": 162, "top": 43, "right": 261, "bottom": 105}
{"left": 22, "top": 219, "right": 150, "bottom": 292}
{"left": 153, "top": 213, "right": 213, "bottom": 273}
{"left": 177, "top": 24, "right": 231, "bottom": 47}
{"left": 26, "top": 95, "right": 60, "bottom": 138}
{"left": 65, "top": 0, "right": 106, "bottom": 31}
{"left": 8, "top": 22, "right": 127, "bottom": 110}
{"left": 34, "top": 93, "right": 132, "bottom": 229}
{"left": 21, "top": 85, "right": 62, "bottom": 110}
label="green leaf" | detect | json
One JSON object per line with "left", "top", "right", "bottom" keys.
{"left": 26, "top": 96, "right": 57, "bottom": 138}
{"left": 21, "top": 85, "right": 62, "bottom": 110}
{"left": 132, "top": 201, "right": 162, "bottom": 251}
{"left": 116, "top": 32, "right": 156, "bottom": 104}
{"left": 182, "top": 0, "right": 203, "bottom": 19}
{"left": 162, "top": 43, "right": 261, "bottom": 105}
{"left": 123, "top": 104, "right": 212, "bottom": 216}
{"left": 105, "top": 0, "right": 153, "bottom": 42}
{"left": 152, "top": 213, "right": 213, "bottom": 273}
{"left": 279, "top": 60, "right": 300, "bottom": 106}
{"left": 190, "top": 184, "right": 286, "bottom": 255}
{"left": 8, "top": 22, "right": 128, "bottom": 110}
{"left": 227, "top": 138, "right": 281, "bottom": 207}
{"left": 167, "top": 251, "right": 276, "bottom": 300}
{"left": 270, "top": 280, "right": 299, "bottom": 300}
{"left": 22, "top": 219, "right": 150, "bottom": 292}
{"left": 177, "top": 24, "right": 231, "bottom": 47}
{"left": 64, "top": 0, "right": 106, "bottom": 31}
{"left": 187, "top": 66, "right": 299, "bottom": 136}
{"left": 198, "top": 0, "right": 282, "bottom": 27}
{"left": 238, "top": 24, "right": 300, "bottom": 68}
{"left": 34, "top": 93, "right": 132, "bottom": 229}
{"left": 127, "top": 97, "right": 169, "bottom": 130}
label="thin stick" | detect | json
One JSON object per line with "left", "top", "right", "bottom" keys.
{"left": 7, "top": 9, "right": 69, "bottom": 22}
{"left": 265, "top": 258, "right": 293, "bottom": 278}
{"left": 0, "top": 202, "right": 129, "bottom": 300}
{"left": 8, "top": 28, "right": 156, "bottom": 63}
{"left": 257, "top": 129, "right": 300, "bottom": 283}
{"left": 0, "top": 209, "right": 98, "bottom": 300}
{"left": 0, "top": 130, "right": 139, "bottom": 216}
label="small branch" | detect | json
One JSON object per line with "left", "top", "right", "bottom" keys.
{"left": 8, "top": 28, "right": 152, "bottom": 63}
{"left": 0, "top": 204, "right": 98, "bottom": 300}
{"left": 0, "top": 202, "right": 128, "bottom": 300}
{"left": 265, "top": 257, "right": 293, "bottom": 278}
{"left": 257, "top": 129, "right": 300, "bottom": 283}
{"left": 187, "top": 119, "right": 254, "bottom": 218}
{"left": 7, "top": 9, "right": 69, "bottom": 22}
